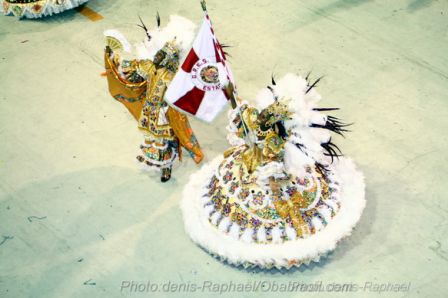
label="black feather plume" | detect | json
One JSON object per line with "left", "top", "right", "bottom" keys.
{"left": 306, "top": 76, "right": 323, "bottom": 94}
{"left": 311, "top": 116, "right": 351, "bottom": 137}
{"left": 305, "top": 71, "right": 312, "bottom": 83}
{"left": 295, "top": 142, "right": 306, "bottom": 151}
{"left": 321, "top": 138, "right": 343, "bottom": 163}
{"left": 137, "top": 15, "right": 151, "bottom": 41}
{"left": 267, "top": 83, "right": 278, "bottom": 101}
{"left": 315, "top": 162, "right": 330, "bottom": 176}
{"left": 220, "top": 43, "right": 232, "bottom": 58}
{"left": 313, "top": 107, "right": 340, "bottom": 112}
{"left": 271, "top": 74, "right": 276, "bottom": 86}
{"left": 156, "top": 11, "right": 161, "bottom": 27}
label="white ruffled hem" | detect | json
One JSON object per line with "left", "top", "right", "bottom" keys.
{"left": 181, "top": 155, "right": 366, "bottom": 269}
{"left": 2, "top": 0, "right": 90, "bottom": 18}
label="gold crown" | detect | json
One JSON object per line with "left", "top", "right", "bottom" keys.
{"left": 161, "top": 39, "right": 180, "bottom": 58}
{"left": 261, "top": 99, "right": 292, "bottom": 127}
{"left": 158, "top": 39, "right": 181, "bottom": 72}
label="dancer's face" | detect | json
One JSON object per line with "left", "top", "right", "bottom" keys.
{"left": 258, "top": 110, "right": 271, "bottom": 128}
{"left": 153, "top": 50, "right": 166, "bottom": 65}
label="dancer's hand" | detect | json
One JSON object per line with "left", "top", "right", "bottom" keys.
{"left": 224, "top": 82, "right": 237, "bottom": 109}
{"left": 223, "top": 82, "right": 234, "bottom": 98}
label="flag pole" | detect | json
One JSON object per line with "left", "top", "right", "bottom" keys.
{"left": 200, "top": 0, "right": 254, "bottom": 146}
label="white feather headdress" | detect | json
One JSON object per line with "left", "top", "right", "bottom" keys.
{"left": 104, "top": 15, "right": 196, "bottom": 62}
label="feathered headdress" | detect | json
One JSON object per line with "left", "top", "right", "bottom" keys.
{"left": 104, "top": 14, "right": 196, "bottom": 63}
{"left": 228, "top": 73, "right": 350, "bottom": 177}
{"left": 135, "top": 14, "right": 196, "bottom": 62}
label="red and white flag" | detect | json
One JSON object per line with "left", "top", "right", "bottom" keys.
{"left": 165, "top": 14, "right": 233, "bottom": 123}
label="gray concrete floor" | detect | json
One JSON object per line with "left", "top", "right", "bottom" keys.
{"left": 0, "top": 0, "right": 447, "bottom": 297}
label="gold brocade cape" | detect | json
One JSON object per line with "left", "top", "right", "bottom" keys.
{"left": 104, "top": 51, "right": 204, "bottom": 164}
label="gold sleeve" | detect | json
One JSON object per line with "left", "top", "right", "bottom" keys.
{"left": 104, "top": 47, "right": 147, "bottom": 121}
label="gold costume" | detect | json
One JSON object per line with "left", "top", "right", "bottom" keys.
{"left": 104, "top": 47, "right": 203, "bottom": 171}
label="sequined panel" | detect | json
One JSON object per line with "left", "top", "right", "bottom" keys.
{"left": 203, "top": 145, "right": 341, "bottom": 244}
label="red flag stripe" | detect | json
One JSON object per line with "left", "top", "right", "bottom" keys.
{"left": 181, "top": 49, "right": 200, "bottom": 73}
{"left": 216, "top": 42, "right": 225, "bottom": 60}
{"left": 173, "top": 87, "right": 205, "bottom": 115}
{"left": 213, "top": 40, "right": 222, "bottom": 63}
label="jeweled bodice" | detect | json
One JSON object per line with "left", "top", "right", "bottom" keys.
{"left": 137, "top": 62, "right": 175, "bottom": 139}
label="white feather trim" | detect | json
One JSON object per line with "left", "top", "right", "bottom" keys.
{"left": 253, "top": 88, "right": 275, "bottom": 111}
{"left": 254, "top": 161, "right": 286, "bottom": 185}
{"left": 2, "top": 0, "right": 90, "bottom": 18}
{"left": 181, "top": 155, "right": 366, "bottom": 269}
{"left": 284, "top": 142, "right": 312, "bottom": 177}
